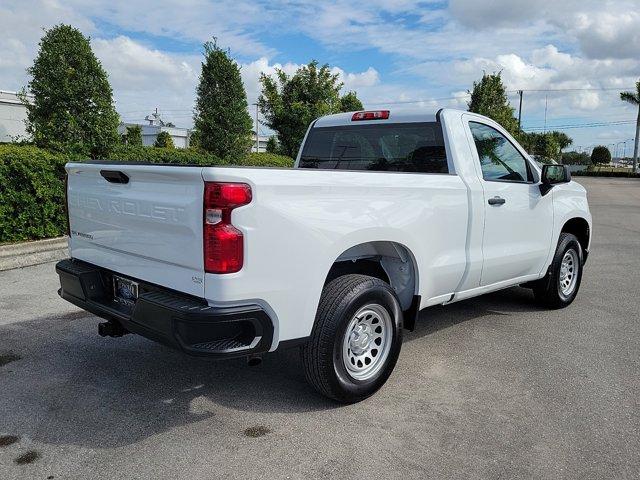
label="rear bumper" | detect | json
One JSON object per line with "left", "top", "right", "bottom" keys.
{"left": 55, "top": 259, "right": 274, "bottom": 358}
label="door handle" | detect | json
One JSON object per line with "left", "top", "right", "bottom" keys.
{"left": 488, "top": 196, "right": 506, "bottom": 206}
{"left": 100, "top": 170, "right": 129, "bottom": 184}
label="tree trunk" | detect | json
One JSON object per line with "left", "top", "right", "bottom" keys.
{"left": 634, "top": 105, "right": 640, "bottom": 173}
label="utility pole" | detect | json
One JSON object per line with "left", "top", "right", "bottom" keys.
{"left": 254, "top": 103, "right": 259, "bottom": 153}
{"left": 543, "top": 95, "right": 548, "bottom": 134}
{"left": 517, "top": 90, "right": 523, "bottom": 129}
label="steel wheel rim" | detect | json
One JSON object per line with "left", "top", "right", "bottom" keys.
{"left": 342, "top": 304, "right": 393, "bottom": 381}
{"left": 559, "top": 249, "right": 579, "bottom": 297}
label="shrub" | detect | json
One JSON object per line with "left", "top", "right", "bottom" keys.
{"left": 0, "top": 144, "right": 294, "bottom": 243}
{"left": 154, "top": 131, "right": 175, "bottom": 148}
{"left": 0, "top": 145, "right": 70, "bottom": 243}
{"left": 561, "top": 151, "right": 591, "bottom": 165}
{"left": 265, "top": 136, "right": 278, "bottom": 154}
{"left": 106, "top": 145, "right": 221, "bottom": 165}
{"left": 228, "top": 152, "right": 295, "bottom": 168}
{"left": 572, "top": 169, "right": 640, "bottom": 178}
{"left": 122, "top": 125, "right": 143, "bottom": 146}
{"left": 105, "top": 146, "right": 294, "bottom": 167}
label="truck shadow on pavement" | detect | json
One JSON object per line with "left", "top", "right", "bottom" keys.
{"left": 0, "top": 287, "right": 543, "bottom": 449}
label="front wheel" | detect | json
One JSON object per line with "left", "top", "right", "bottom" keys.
{"left": 532, "top": 233, "right": 584, "bottom": 308}
{"left": 301, "top": 274, "right": 403, "bottom": 403}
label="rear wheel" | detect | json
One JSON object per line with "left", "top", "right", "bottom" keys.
{"left": 532, "top": 233, "right": 584, "bottom": 308}
{"left": 301, "top": 274, "right": 403, "bottom": 403}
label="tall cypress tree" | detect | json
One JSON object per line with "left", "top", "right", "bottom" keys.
{"left": 24, "top": 24, "right": 119, "bottom": 158}
{"left": 193, "top": 41, "right": 253, "bottom": 159}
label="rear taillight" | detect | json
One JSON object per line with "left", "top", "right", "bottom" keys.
{"left": 351, "top": 110, "right": 390, "bottom": 121}
{"left": 203, "top": 182, "right": 252, "bottom": 274}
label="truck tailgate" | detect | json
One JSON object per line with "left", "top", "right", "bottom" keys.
{"left": 66, "top": 163, "right": 205, "bottom": 296}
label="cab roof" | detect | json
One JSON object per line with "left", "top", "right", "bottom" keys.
{"left": 312, "top": 109, "right": 464, "bottom": 128}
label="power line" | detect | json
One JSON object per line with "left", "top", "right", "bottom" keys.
{"left": 523, "top": 120, "right": 635, "bottom": 131}
{"left": 366, "top": 95, "right": 466, "bottom": 106}
{"left": 508, "top": 87, "right": 634, "bottom": 93}
{"left": 364, "top": 86, "right": 635, "bottom": 107}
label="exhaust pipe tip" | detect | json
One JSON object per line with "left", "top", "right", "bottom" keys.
{"left": 247, "top": 355, "right": 262, "bottom": 367}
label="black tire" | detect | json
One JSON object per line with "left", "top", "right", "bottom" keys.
{"left": 301, "top": 274, "right": 403, "bottom": 403}
{"left": 532, "top": 233, "right": 584, "bottom": 308}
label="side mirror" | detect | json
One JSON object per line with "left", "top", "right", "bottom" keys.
{"left": 540, "top": 164, "right": 571, "bottom": 196}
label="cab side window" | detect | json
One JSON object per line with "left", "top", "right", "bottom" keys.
{"left": 469, "top": 122, "right": 532, "bottom": 183}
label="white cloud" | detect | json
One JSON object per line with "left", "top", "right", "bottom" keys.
{"left": 449, "top": 0, "right": 553, "bottom": 29}
{"left": 571, "top": 11, "right": 640, "bottom": 60}
{"left": 0, "top": 0, "right": 95, "bottom": 89}
{"left": 239, "top": 57, "right": 301, "bottom": 106}
{"left": 239, "top": 58, "right": 380, "bottom": 106}
{"left": 93, "top": 37, "right": 198, "bottom": 90}
{"left": 90, "top": 37, "right": 200, "bottom": 124}
{"left": 571, "top": 90, "right": 601, "bottom": 110}
{"left": 0, "top": 0, "right": 638, "bottom": 147}
{"left": 332, "top": 67, "right": 380, "bottom": 90}
{"left": 447, "top": 0, "right": 640, "bottom": 61}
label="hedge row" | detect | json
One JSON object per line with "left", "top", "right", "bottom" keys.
{"left": 107, "top": 145, "right": 295, "bottom": 168}
{"left": 572, "top": 170, "right": 640, "bottom": 178}
{"left": 0, "top": 145, "right": 69, "bottom": 243}
{"left": 0, "top": 144, "right": 294, "bottom": 244}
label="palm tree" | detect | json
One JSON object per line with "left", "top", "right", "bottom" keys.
{"left": 620, "top": 81, "right": 640, "bottom": 173}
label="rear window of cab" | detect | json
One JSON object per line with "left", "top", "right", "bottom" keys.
{"left": 298, "top": 122, "right": 449, "bottom": 174}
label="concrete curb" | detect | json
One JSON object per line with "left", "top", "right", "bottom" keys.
{"left": 0, "top": 236, "right": 68, "bottom": 271}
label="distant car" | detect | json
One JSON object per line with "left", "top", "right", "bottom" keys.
{"left": 56, "top": 108, "right": 592, "bottom": 403}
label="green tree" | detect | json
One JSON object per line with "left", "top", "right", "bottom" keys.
{"left": 468, "top": 72, "right": 519, "bottom": 136}
{"left": 122, "top": 125, "right": 143, "bottom": 146}
{"left": 193, "top": 40, "right": 253, "bottom": 159}
{"left": 154, "top": 131, "right": 174, "bottom": 148}
{"left": 258, "top": 60, "right": 363, "bottom": 157}
{"left": 265, "top": 136, "right": 279, "bottom": 154}
{"left": 339, "top": 91, "right": 364, "bottom": 112}
{"left": 519, "top": 131, "right": 570, "bottom": 162}
{"left": 591, "top": 145, "right": 611, "bottom": 165}
{"left": 22, "top": 24, "right": 119, "bottom": 158}
{"left": 620, "top": 80, "right": 640, "bottom": 173}
{"left": 549, "top": 131, "right": 572, "bottom": 153}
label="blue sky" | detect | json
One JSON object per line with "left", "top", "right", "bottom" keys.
{"left": 2, "top": 0, "right": 639, "bottom": 154}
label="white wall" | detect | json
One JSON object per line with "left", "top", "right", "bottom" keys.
{"left": 119, "top": 123, "right": 191, "bottom": 149}
{"left": 0, "top": 91, "right": 29, "bottom": 142}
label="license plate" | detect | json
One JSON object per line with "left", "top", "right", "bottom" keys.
{"left": 113, "top": 275, "right": 138, "bottom": 306}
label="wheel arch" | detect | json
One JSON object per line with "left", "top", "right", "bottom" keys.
{"left": 561, "top": 217, "right": 591, "bottom": 256}
{"left": 323, "top": 241, "right": 420, "bottom": 328}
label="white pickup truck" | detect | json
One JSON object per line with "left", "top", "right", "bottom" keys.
{"left": 57, "top": 108, "right": 592, "bottom": 402}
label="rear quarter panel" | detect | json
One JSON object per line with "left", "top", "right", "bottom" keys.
{"left": 201, "top": 167, "right": 469, "bottom": 346}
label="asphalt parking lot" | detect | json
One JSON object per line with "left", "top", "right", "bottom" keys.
{"left": 1, "top": 177, "right": 639, "bottom": 479}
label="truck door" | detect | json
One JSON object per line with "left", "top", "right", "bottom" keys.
{"left": 466, "top": 121, "right": 554, "bottom": 286}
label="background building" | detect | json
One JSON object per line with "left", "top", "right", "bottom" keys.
{"left": 118, "top": 122, "right": 192, "bottom": 149}
{"left": 252, "top": 132, "right": 273, "bottom": 153}
{"left": 0, "top": 90, "right": 31, "bottom": 142}
{"left": 119, "top": 109, "right": 191, "bottom": 148}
